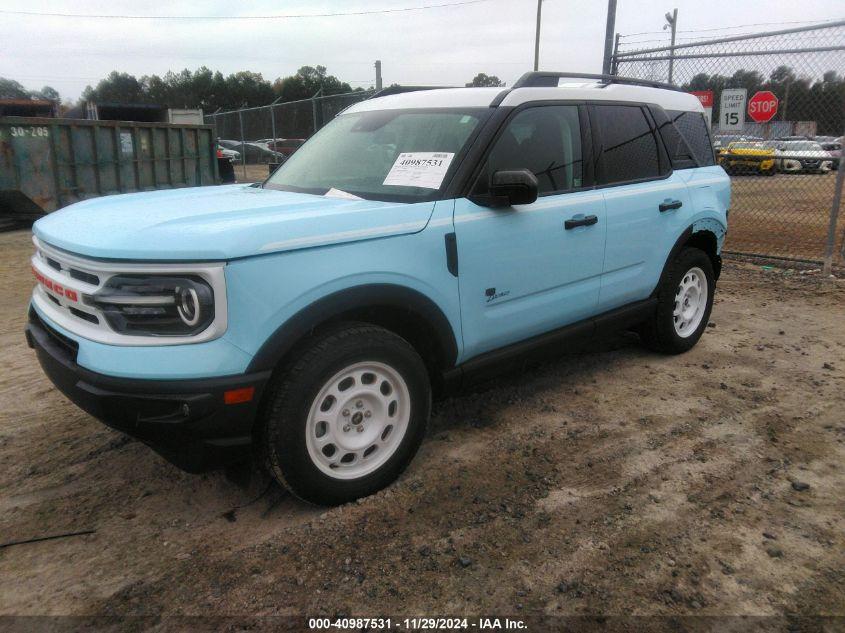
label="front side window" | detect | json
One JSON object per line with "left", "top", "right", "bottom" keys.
{"left": 594, "top": 105, "right": 661, "bottom": 184}
{"left": 264, "top": 109, "right": 486, "bottom": 202}
{"left": 476, "top": 105, "right": 584, "bottom": 195}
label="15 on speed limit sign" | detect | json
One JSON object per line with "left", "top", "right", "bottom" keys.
{"left": 720, "top": 89, "right": 747, "bottom": 131}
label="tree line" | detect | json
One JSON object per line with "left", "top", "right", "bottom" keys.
{"left": 84, "top": 65, "right": 358, "bottom": 113}
{"left": 682, "top": 66, "right": 844, "bottom": 135}
{"left": 0, "top": 78, "right": 60, "bottom": 102}
{"left": 10, "top": 65, "right": 837, "bottom": 133}
{"left": 0, "top": 68, "right": 507, "bottom": 114}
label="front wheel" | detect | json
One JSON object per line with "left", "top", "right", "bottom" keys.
{"left": 259, "top": 323, "right": 431, "bottom": 505}
{"left": 639, "top": 247, "right": 715, "bottom": 354}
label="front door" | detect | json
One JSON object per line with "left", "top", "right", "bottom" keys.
{"left": 454, "top": 105, "right": 607, "bottom": 361}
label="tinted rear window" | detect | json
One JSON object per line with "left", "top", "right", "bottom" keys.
{"left": 663, "top": 110, "right": 715, "bottom": 168}
{"left": 593, "top": 105, "right": 661, "bottom": 184}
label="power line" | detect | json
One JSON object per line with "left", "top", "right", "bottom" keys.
{"left": 0, "top": 0, "right": 495, "bottom": 21}
{"left": 619, "top": 17, "right": 843, "bottom": 38}
{"left": 621, "top": 31, "right": 831, "bottom": 46}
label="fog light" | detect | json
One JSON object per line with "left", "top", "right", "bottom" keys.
{"left": 177, "top": 286, "right": 200, "bottom": 326}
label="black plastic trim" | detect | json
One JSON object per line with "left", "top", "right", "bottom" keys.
{"left": 26, "top": 307, "right": 271, "bottom": 472}
{"left": 246, "top": 284, "right": 459, "bottom": 373}
{"left": 444, "top": 232, "right": 459, "bottom": 277}
{"left": 443, "top": 298, "right": 657, "bottom": 390}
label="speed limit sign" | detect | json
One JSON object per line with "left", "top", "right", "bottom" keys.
{"left": 720, "top": 89, "right": 747, "bottom": 131}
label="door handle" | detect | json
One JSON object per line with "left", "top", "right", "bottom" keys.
{"left": 564, "top": 214, "right": 598, "bottom": 230}
{"left": 659, "top": 199, "right": 683, "bottom": 212}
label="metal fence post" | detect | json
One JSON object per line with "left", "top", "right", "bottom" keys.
{"left": 611, "top": 33, "right": 620, "bottom": 75}
{"left": 270, "top": 104, "right": 276, "bottom": 143}
{"left": 824, "top": 138, "right": 845, "bottom": 275}
{"left": 238, "top": 109, "right": 246, "bottom": 180}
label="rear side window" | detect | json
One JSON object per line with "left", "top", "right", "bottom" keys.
{"left": 662, "top": 110, "right": 715, "bottom": 168}
{"left": 593, "top": 105, "right": 661, "bottom": 184}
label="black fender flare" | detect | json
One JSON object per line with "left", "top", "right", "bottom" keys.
{"left": 246, "top": 284, "right": 459, "bottom": 373}
{"left": 653, "top": 224, "right": 723, "bottom": 297}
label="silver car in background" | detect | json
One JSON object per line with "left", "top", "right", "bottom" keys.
{"left": 773, "top": 140, "right": 835, "bottom": 173}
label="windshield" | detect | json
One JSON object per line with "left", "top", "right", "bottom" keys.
{"left": 264, "top": 108, "right": 487, "bottom": 202}
{"left": 782, "top": 142, "right": 823, "bottom": 151}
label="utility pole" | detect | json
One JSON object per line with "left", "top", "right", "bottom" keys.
{"left": 374, "top": 60, "right": 383, "bottom": 92}
{"left": 533, "top": 0, "right": 542, "bottom": 71}
{"left": 601, "top": 0, "right": 618, "bottom": 75}
{"left": 665, "top": 8, "right": 678, "bottom": 84}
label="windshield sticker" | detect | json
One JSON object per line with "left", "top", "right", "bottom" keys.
{"left": 324, "top": 188, "right": 363, "bottom": 200}
{"left": 383, "top": 152, "right": 455, "bottom": 189}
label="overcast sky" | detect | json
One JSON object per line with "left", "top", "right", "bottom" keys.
{"left": 1, "top": 0, "right": 842, "bottom": 102}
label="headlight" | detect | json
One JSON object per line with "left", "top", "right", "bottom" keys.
{"left": 90, "top": 275, "right": 215, "bottom": 336}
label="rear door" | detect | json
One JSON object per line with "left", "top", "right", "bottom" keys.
{"left": 591, "top": 103, "right": 693, "bottom": 312}
{"left": 454, "top": 104, "right": 607, "bottom": 360}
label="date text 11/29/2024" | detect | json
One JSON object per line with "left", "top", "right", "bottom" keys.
{"left": 308, "top": 617, "right": 527, "bottom": 630}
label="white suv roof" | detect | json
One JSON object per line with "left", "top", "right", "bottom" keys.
{"left": 347, "top": 74, "right": 703, "bottom": 115}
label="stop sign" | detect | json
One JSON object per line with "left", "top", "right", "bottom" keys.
{"left": 748, "top": 90, "right": 779, "bottom": 123}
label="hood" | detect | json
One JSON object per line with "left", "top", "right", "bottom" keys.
{"left": 33, "top": 185, "right": 435, "bottom": 261}
{"left": 776, "top": 149, "right": 830, "bottom": 158}
{"left": 727, "top": 147, "right": 773, "bottom": 157}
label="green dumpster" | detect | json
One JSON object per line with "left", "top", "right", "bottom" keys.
{"left": 0, "top": 117, "right": 219, "bottom": 228}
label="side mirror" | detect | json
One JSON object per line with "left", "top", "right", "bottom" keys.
{"left": 472, "top": 169, "right": 539, "bottom": 207}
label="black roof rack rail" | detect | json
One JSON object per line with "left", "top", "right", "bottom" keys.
{"left": 511, "top": 72, "right": 682, "bottom": 92}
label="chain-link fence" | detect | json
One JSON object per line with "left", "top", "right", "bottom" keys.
{"left": 612, "top": 20, "right": 845, "bottom": 269}
{"left": 205, "top": 90, "right": 374, "bottom": 182}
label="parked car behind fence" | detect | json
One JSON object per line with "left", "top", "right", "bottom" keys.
{"left": 773, "top": 140, "right": 835, "bottom": 174}
{"left": 717, "top": 141, "right": 776, "bottom": 176}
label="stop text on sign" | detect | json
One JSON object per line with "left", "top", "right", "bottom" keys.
{"left": 747, "top": 90, "right": 779, "bottom": 123}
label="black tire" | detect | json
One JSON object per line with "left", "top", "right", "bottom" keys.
{"left": 639, "top": 247, "right": 715, "bottom": 354}
{"left": 259, "top": 323, "right": 431, "bottom": 506}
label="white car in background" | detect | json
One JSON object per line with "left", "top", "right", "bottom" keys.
{"left": 217, "top": 146, "right": 241, "bottom": 163}
{"left": 773, "top": 141, "right": 834, "bottom": 173}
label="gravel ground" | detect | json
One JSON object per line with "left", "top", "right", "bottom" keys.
{"left": 0, "top": 228, "right": 843, "bottom": 624}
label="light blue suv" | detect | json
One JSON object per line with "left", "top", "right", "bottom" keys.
{"left": 26, "top": 73, "right": 730, "bottom": 505}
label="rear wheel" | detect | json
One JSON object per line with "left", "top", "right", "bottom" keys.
{"left": 259, "top": 323, "right": 431, "bottom": 505}
{"left": 639, "top": 247, "right": 715, "bottom": 354}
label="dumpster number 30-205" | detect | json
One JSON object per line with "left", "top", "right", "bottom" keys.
{"left": 10, "top": 126, "right": 50, "bottom": 138}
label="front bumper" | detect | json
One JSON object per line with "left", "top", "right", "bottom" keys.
{"left": 25, "top": 307, "right": 271, "bottom": 472}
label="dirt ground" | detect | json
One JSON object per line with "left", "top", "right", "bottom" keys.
{"left": 1, "top": 228, "right": 844, "bottom": 625}
{"left": 727, "top": 172, "right": 843, "bottom": 263}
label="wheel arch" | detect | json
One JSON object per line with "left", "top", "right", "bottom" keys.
{"left": 656, "top": 222, "right": 724, "bottom": 295}
{"left": 246, "top": 284, "right": 459, "bottom": 382}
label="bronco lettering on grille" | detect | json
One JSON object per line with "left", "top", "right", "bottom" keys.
{"left": 32, "top": 266, "right": 78, "bottom": 302}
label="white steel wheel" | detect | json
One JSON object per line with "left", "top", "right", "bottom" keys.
{"left": 673, "top": 266, "right": 708, "bottom": 338}
{"left": 305, "top": 361, "right": 411, "bottom": 480}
